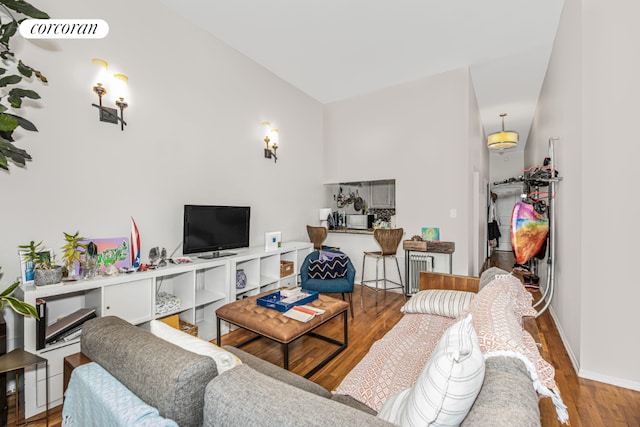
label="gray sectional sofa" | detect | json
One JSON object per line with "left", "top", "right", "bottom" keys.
{"left": 67, "top": 277, "right": 542, "bottom": 426}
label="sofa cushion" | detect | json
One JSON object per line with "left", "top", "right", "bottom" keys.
{"left": 222, "top": 345, "right": 329, "bottom": 398}
{"left": 81, "top": 316, "right": 217, "bottom": 427}
{"left": 308, "top": 255, "right": 348, "bottom": 279}
{"left": 204, "top": 364, "right": 396, "bottom": 426}
{"left": 149, "top": 320, "right": 241, "bottom": 374}
{"left": 377, "top": 314, "right": 485, "bottom": 426}
{"left": 401, "top": 289, "right": 475, "bottom": 317}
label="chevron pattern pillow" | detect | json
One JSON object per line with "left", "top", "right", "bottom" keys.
{"left": 308, "top": 255, "right": 348, "bottom": 279}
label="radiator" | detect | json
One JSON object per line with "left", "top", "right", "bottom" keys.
{"left": 408, "top": 252, "right": 434, "bottom": 295}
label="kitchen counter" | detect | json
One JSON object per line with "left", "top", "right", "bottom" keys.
{"left": 328, "top": 228, "right": 374, "bottom": 235}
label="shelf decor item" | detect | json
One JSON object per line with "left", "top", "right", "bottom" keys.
{"left": 265, "top": 231, "right": 282, "bottom": 252}
{"left": 61, "top": 231, "right": 87, "bottom": 279}
{"left": 18, "top": 241, "right": 61, "bottom": 286}
{"left": 235, "top": 269, "right": 247, "bottom": 289}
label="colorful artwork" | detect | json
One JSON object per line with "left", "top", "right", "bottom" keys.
{"left": 510, "top": 202, "right": 549, "bottom": 264}
{"left": 421, "top": 227, "right": 440, "bottom": 241}
{"left": 79, "top": 237, "right": 131, "bottom": 272}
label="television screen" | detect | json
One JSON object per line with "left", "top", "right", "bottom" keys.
{"left": 183, "top": 205, "right": 250, "bottom": 257}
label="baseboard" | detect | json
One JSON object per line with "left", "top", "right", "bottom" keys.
{"left": 549, "top": 306, "right": 580, "bottom": 373}
{"left": 550, "top": 306, "right": 640, "bottom": 392}
{"left": 578, "top": 369, "right": 640, "bottom": 392}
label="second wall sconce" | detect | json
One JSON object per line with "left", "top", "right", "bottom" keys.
{"left": 262, "top": 121, "right": 279, "bottom": 163}
{"left": 91, "top": 58, "right": 129, "bottom": 131}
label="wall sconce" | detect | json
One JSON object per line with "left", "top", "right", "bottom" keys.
{"left": 262, "top": 121, "right": 279, "bottom": 163}
{"left": 91, "top": 58, "right": 129, "bottom": 131}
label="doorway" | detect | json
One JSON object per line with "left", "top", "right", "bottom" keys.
{"left": 490, "top": 183, "right": 523, "bottom": 252}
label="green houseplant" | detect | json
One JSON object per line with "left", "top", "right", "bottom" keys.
{"left": 19, "top": 240, "right": 62, "bottom": 286}
{"left": 0, "top": 265, "right": 38, "bottom": 318}
{"left": 61, "top": 231, "right": 87, "bottom": 279}
{"left": 0, "top": 0, "right": 49, "bottom": 171}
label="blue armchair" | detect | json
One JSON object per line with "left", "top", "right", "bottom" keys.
{"left": 300, "top": 250, "right": 355, "bottom": 318}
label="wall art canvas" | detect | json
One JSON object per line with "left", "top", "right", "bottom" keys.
{"left": 421, "top": 227, "right": 440, "bottom": 241}
{"left": 78, "top": 237, "right": 131, "bottom": 273}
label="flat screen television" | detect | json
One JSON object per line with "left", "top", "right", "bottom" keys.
{"left": 183, "top": 205, "right": 250, "bottom": 258}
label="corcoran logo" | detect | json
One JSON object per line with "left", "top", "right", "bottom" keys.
{"left": 19, "top": 19, "right": 109, "bottom": 39}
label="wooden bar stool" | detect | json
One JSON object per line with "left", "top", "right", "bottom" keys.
{"left": 360, "top": 228, "right": 405, "bottom": 306}
{"left": 306, "top": 225, "right": 328, "bottom": 250}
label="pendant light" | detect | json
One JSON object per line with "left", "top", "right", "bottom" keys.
{"left": 487, "top": 113, "right": 518, "bottom": 150}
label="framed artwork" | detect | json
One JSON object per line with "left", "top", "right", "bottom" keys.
{"left": 19, "top": 248, "right": 53, "bottom": 284}
{"left": 265, "top": 231, "right": 282, "bottom": 252}
{"left": 421, "top": 227, "right": 440, "bottom": 241}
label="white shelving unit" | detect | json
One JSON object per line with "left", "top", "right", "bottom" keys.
{"left": 18, "top": 241, "right": 312, "bottom": 419}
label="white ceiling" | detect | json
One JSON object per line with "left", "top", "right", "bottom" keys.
{"left": 159, "top": 0, "right": 564, "bottom": 150}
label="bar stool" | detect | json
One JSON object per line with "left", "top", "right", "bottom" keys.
{"left": 306, "top": 225, "right": 328, "bottom": 250}
{"left": 360, "top": 228, "right": 405, "bottom": 306}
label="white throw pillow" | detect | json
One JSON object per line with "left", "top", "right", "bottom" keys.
{"left": 377, "top": 314, "right": 485, "bottom": 426}
{"left": 149, "top": 320, "right": 241, "bottom": 374}
{"left": 401, "top": 289, "right": 475, "bottom": 318}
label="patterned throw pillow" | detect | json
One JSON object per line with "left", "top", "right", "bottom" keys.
{"left": 308, "top": 255, "right": 348, "bottom": 279}
{"left": 401, "top": 289, "right": 475, "bottom": 318}
{"left": 377, "top": 314, "right": 485, "bottom": 426}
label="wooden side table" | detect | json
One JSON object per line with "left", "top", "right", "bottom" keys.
{"left": 0, "top": 349, "right": 48, "bottom": 426}
{"left": 63, "top": 353, "right": 92, "bottom": 393}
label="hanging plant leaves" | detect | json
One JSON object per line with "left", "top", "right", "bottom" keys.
{"left": 0, "top": 140, "right": 31, "bottom": 169}
{"left": 0, "top": 74, "right": 21, "bottom": 87}
{"left": 0, "top": 21, "right": 17, "bottom": 45}
{"left": 5, "top": 112, "right": 37, "bottom": 131}
{"left": 17, "top": 60, "right": 47, "bottom": 82}
{"left": 0, "top": 130, "right": 15, "bottom": 141}
{"left": 8, "top": 88, "right": 40, "bottom": 108}
{"left": 0, "top": 113, "right": 19, "bottom": 131}
{"left": 0, "top": 0, "right": 49, "bottom": 19}
{"left": 17, "top": 60, "right": 32, "bottom": 77}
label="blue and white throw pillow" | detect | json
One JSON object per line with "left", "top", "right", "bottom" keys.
{"left": 308, "top": 255, "right": 348, "bottom": 279}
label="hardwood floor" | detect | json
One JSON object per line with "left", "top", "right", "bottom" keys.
{"left": 18, "top": 265, "right": 640, "bottom": 426}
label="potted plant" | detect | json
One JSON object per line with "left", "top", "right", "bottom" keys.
{"left": 0, "top": 265, "right": 38, "bottom": 318}
{"left": 61, "top": 231, "right": 87, "bottom": 279}
{"left": 18, "top": 240, "right": 62, "bottom": 286}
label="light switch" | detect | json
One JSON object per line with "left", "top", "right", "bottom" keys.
{"left": 450, "top": 208, "right": 457, "bottom": 218}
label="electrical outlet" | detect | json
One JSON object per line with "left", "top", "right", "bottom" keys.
{"left": 450, "top": 208, "right": 457, "bottom": 218}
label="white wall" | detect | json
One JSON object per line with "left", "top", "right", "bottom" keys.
{"left": 0, "top": 0, "right": 324, "bottom": 348}
{"left": 529, "top": 0, "right": 640, "bottom": 390}
{"left": 324, "top": 68, "right": 487, "bottom": 275}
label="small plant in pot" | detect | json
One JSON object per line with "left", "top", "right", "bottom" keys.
{"left": 61, "top": 231, "right": 87, "bottom": 279}
{"left": 18, "top": 240, "right": 62, "bottom": 286}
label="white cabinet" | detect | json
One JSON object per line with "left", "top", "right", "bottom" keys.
{"left": 104, "top": 279, "right": 154, "bottom": 323}
{"left": 369, "top": 180, "right": 395, "bottom": 208}
{"left": 18, "top": 241, "right": 312, "bottom": 419}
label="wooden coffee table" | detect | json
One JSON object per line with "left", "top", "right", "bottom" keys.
{"left": 216, "top": 292, "right": 348, "bottom": 378}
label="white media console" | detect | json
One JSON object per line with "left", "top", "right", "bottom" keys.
{"left": 18, "top": 241, "right": 313, "bottom": 419}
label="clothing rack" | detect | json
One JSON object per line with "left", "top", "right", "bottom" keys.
{"left": 490, "top": 137, "right": 562, "bottom": 317}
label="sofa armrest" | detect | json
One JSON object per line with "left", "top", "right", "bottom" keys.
{"left": 222, "top": 345, "right": 329, "bottom": 398}
{"left": 461, "top": 356, "right": 540, "bottom": 426}
{"left": 204, "top": 364, "right": 396, "bottom": 427}
{"left": 81, "top": 316, "right": 218, "bottom": 427}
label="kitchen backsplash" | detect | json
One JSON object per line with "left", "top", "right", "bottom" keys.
{"left": 369, "top": 208, "right": 395, "bottom": 222}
